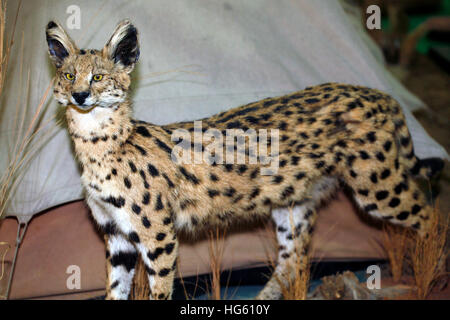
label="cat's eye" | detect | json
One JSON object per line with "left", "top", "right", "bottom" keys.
{"left": 93, "top": 74, "right": 103, "bottom": 82}
{"left": 65, "top": 73, "right": 75, "bottom": 81}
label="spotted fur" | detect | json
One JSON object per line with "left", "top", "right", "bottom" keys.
{"left": 46, "top": 20, "right": 442, "bottom": 300}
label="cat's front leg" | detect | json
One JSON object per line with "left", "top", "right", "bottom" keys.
{"left": 87, "top": 198, "right": 138, "bottom": 300}
{"left": 104, "top": 231, "right": 138, "bottom": 299}
{"left": 128, "top": 208, "right": 179, "bottom": 300}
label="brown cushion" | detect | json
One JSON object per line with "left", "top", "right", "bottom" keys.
{"left": 0, "top": 191, "right": 386, "bottom": 299}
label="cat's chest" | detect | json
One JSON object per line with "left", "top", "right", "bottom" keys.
{"left": 80, "top": 161, "right": 121, "bottom": 204}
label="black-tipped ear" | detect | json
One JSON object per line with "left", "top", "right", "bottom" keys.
{"left": 46, "top": 21, "right": 78, "bottom": 68}
{"left": 103, "top": 20, "right": 140, "bottom": 72}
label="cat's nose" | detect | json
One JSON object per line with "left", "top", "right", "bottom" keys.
{"left": 72, "top": 91, "right": 90, "bottom": 105}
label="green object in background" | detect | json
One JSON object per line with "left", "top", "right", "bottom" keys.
{"left": 381, "top": 0, "right": 450, "bottom": 54}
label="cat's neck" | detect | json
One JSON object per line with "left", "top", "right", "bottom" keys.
{"left": 66, "top": 101, "right": 134, "bottom": 161}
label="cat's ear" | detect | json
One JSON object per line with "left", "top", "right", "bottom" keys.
{"left": 103, "top": 20, "right": 140, "bottom": 73}
{"left": 46, "top": 21, "right": 78, "bottom": 68}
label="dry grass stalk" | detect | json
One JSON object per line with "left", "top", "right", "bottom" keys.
{"left": 279, "top": 209, "right": 310, "bottom": 300}
{"left": 410, "top": 207, "right": 448, "bottom": 299}
{"left": 0, "top": 0, "right": 20, "bottom": 95}
{"left": 0, "top": 241, "right": 10, "bottom": 280}
{"left": 278, "top": 253, "right": 310, "bottom": 300}
{"left": 129, "top": 257, "right": 150, "bottom": 300}
{"left": 382, "top": 223, "right": 409, "bottom": 282}
{"left": 0, "top": 1, "right": 57, "bottom": 221}
{"left": 206, "top": 227, "right": 226, "bottom": 300}
{"left": 264, "top": 207, "right": 311, "bottom": 300}
{"left": 0, "top": 2, "right": 58, "bottom": 300}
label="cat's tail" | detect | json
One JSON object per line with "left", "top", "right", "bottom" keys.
{"left": 392, "top": 103, "right": 444, "bottom": 179}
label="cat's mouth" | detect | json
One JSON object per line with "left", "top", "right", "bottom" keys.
{"left": 70, "top": 103, "right": 96, "bottom": 112}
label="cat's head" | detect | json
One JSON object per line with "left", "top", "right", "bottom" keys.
{"left": 46, "top": 20, "right": 139, "bottom": 111}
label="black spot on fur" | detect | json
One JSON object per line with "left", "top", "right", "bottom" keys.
{"left": 314, "top": 129, "right": 323, "bottom": 137}
{"left": 102, "top": 196, "right": 125, "bottom": 208}
{"left": 411, "top": 204, "right": 422, "bottom": 215}
{"left": 147, "top": 247, "right": 164, "bottom": 261}
{"left": 223, "top": 164, "right": 233, "bottom": 172}
{"left": 238, "top": 165, "right": 248, "bottom": 174}
{"left": 358, "top": 189, "right": 369, "bottom": 196}
{"left": 136, "top": 126, "right": 151, "bottom": 137}
{"left": 165, "top": 242, "right": 175, "bottom": 254}
{"left": 376, "top": 152, "right": 385, "bottom": 162}
{"left": 128, "top": 232, "right": 140, "bottom": 243}
{"left": 364, "top": 204, "right": 378, "bottom": 212}
{"left": 359, "top": 151, "right": 370, "bottom": 160}
{"left": 278, "top": 121, "right": 288, "bottom": 130}
{"left": 315, "top": 161, "right": 325, "bottom": 169}
{"left": 103, "top": 222, "right": 117, "bottom": 235}
{"left": 250, "top": 187, "right": 260, "bottom": 199}
{"left": 300, "top": 132, "right": 309, "bottom": 139}
{"left": 155, "top": 194, "right": 164, "bottom": 211}
{"left": 179, "top": 167, "right": 200, "bottom": 184}
{"left": 389, "top": 198, "right": 401, "bottom": 208}
{"left": 394, "top": 183, "right": 405, "bottom": 195}
{"left": 142, "top": 192, "right": 150, "bottom": 205}
{"left": 272, "top": 175, "right": 284, "bottom": 184}
{"left": 207, "top": 189, "right": 220, "bottom": 198}
{"left": 295, "top": 172, "right": 306, "bottom": 180}
{"left": 400, "top": 136, "right": 410, "bottom": 147}
{"left": 145, "top": 266, "right": 156, "bottom": 275}
{"left": 142, "top": 216, "right": 151, "bottom": 228}
{"left": 397, "top": 211, "right": 410, "bottom": 221}
{"left": 375, "top": 190, "right": 389, "bottom": 200}
{"left": 281, "top": 185, "right": 294, "bottom": 199}
{"left": 110, "top": 280, "right": 119, "bottom": 289}
{"left": 380, "top": 169, "right": 391, "bottom": 179}
{"left": 366, "top": 132, "right": 376, "bottom": 143}
{"left": 132, "top": 203, "right": 141, "bottom": 214}
{"left": 383, "top": 141, "right": 392, "bottom": 152}
{"left": 147, "top": 163, "right": 160, "bottom": 177}
{"left": 159, "top": 268, "right": 171, "bottom": 277}
{"left": 305, "top": 98, "right": 320, "bottom": 104}
{"left": 162, "top": 173, "right": 175, "bottom": 188}
{"left": 124, "top": 177, "right": 132, "bottom": 189}
{"left": 291, "top": 156, "right": 300, "bottom": 165}
{"left": 110, "top": 252, "right": 137, "bottom": 272}
{"left": 154, "top": 138, "right": 172, "bottom": 154}
{"left": 126, "top": 141, "right": 147, "bottom": 155}
{"left": 128, "top": 161, "right": 137, "bottom": 172}
{"left": 156, "top": 233, "right": 166, "bottom": 241}
{"left": 370, "top": 172, "right": 378, "bottom": 184}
